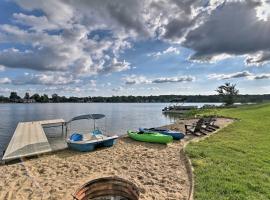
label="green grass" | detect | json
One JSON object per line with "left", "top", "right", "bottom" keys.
{"left": 185, "top": 103, "right": 270, "bottom": 200}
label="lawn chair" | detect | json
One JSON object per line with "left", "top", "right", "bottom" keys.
{"left": 203, "top": 116, "right": 219, "bottom": 130}
{"left": 185, "top": 118, "right": 209, "bottom": 136}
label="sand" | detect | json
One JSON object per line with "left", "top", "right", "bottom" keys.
{"left": 0, "top": 118, "right": 233, "bottom": 200}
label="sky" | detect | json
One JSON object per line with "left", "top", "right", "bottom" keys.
{"left": 0, "top": 0, "right": 270, "bottom": 97}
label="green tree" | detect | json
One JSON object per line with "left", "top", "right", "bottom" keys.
{"left": 31, "top": 93, "right": 41, "bottom": 102}
{"left": 51, "top": 93, "right": 60, "bottom": 103}
{"left": 216, "top": 82, "right": 239, "bottom": 106}
{"left": 24, "top": 92, "right": 30, "bottom": 100}
{"left": 0, "top": 95, "right": 9, "bottom": 103}
{"left": 9, "top": 92, "right": 21, "bottom": 102}
{"left": 40, "top": 94, "right": 49, "bottom": 103}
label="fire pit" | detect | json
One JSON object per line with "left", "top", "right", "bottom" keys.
{"left": 73, "top": 177, "right": 140, "bottom": 200}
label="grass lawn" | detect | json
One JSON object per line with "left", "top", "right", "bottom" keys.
{"left": 185, "top": 103, "right": 270, "bottom": 200}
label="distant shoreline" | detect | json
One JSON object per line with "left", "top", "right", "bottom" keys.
{"left": 0, "top": 102, "right": 221, "bottom": 104}
{"left": 1, "top": 93, "right": 270, "bottom": 104}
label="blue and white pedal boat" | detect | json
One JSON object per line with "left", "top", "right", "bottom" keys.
{"left": 67, "top": 133, "right": 118, "bottom": 152}
{"left": 66, "top": 114, "right": 118, "bottom": 152}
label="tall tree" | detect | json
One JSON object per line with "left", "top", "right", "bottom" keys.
{"left": 216, "top": 83, "right": 239, "bottom": 106}
{"left": 24, "top": 92, "right": 30, "bottom": 100}
{"left": 31, "top": 93, "right": 41, "bottom": 102}
{"left": 40, "top": 94, "right": 49, "bottom": 103}
{"left": 9, "top": 92, "right": 20, "bottom": 102}
{"left": 51, "top": 93, "right": 60, "bottom": 103}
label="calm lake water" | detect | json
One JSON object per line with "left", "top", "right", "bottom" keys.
{"left": 0, "top": 103, "right": 218, "bottom": 157}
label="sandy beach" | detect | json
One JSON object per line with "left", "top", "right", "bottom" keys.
{"left": 0, "top": 118, "right": 233, "bottom": 200}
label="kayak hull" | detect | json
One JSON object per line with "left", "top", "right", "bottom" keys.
{"left": 139, "top": 128, "right": 185, "bottom": 140}
{"left": 127, "top": 130, "right": 173, "bottom": 144}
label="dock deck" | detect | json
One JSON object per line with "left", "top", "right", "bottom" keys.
{"left": 2, "top": 119, "right": 65, "bottom": 161}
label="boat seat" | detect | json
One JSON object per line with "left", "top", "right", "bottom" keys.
{"left": 92, "top": 129, "right": 103, "bottom": 135}
{"left": 83, "top": 133, "right": 93, "bottom": 141}
{"left": 92, "top": 134, "right": 107, "bottom": 140}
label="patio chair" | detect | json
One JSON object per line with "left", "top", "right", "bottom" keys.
{"left": 203, "top": 116, "right": 220, "bottom": 130}
{"left": 185, "top": 118, "right": 209, "bottom": 136}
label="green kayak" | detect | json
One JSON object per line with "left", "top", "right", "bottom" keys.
{"left": 127, "top": 130, "right": 173, "bottom": 144}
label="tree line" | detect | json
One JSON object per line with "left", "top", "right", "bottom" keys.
{"left": 0, "top": 91, "right": 270, "bottom": 103}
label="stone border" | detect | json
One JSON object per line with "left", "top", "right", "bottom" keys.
{"left": 180, "top": 146, "right": 194, "bottom": 200}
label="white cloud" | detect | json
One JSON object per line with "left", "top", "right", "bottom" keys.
{"left": 101, "top": 82, "right": 111, "bottom": 87}
{"left": 0, "top": 77, "right": 11, "bottom": 84}
{"left": 252, "top": 73, "right": 270, "bottom": 80}
{"left": 208, "top": 71, "right": 270, "bottom": 80}
{"left": 147, "top": 46, "right": 180, "bottom": 58}
{"left": 14, "top": 0, "right": 74, "bottom": 28}
{"left": 152, "top": 76, "right": 194, "bottom": 83}
{"left": 189, "top": 53, "right": 233, "bottom": 63}
{"left": 255, "top": 0, "right": 270, "bottom": 21}
{"left": 208, "top": 71, "right": 253, "bottom": 80}
{"left": 0, "top": 0, "right": 225, "bottom": 77}
{"left": 89, "top": 80, "right": 97, "bottom": 87}
{"left": 123, "top": 74, "right": 151, "bottom": 85}
{"left": 147, "top": 87, "right": 160, "bottom": 91}
{"left": 0, "top": 87, "right": 14, "bottom": 94}
{"left": 184, "top": 1, "right": 270, "bottom": 65}
{"left": 112, "top": 86, "right": 124, "bottom": 92}
{"left": 13, "top": 13, "right": 59, "bottom": 31}
{"left": 245, "top": 51, "right": 270, "bottom": 66}
{"left": 123, "top": 74, "right": 195, "bottom": 85}
{"left": 0, "top": 8, "right": 132, "bottom": 76}
{"left": 101, "top": 58, "right": 131, "bottom": 73}
{"left": 164, "top": 47, "right": 180, "bottom": 54}
{"left": 1, "top": 0, "right": 270, "bottom": 92}
{"left": 0, "top": 65, "right": 5, "bottom": 71}
{"left": 12, "top": 73, "right": 80, "bottom": 85}
{"left": 42, "top": 86, "right": 99, "bottom": 94}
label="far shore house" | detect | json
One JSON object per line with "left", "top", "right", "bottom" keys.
{"left": 23, "top": 98, "right": 36, "bottom": 103}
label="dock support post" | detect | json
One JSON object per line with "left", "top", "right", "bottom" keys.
{"left": 61, "top": 123, "right": 64, "bottom": 137}
{"left": 65, "top": 124, "right": 68, "bottom": 138}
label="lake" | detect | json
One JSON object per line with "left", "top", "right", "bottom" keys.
{"left": 0, "top": 103, "right": 219, "bottom": 157}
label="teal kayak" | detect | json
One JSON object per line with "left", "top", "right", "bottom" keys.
{"left": 127, "top": 130, "right": 173, "bottom": 144}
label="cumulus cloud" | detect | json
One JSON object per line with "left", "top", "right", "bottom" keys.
{"left": 245, "top": 51, "right": 270, "bottom": 66}
{"left": 184, "top": 1, "right": 270, "bottom": 64}
{"left": 0, "top": 0, "right": 134, "bottom": 76}
{"left": 89, "top": 80, "right": 97, "bottom": 87}
{"left": 123, "top": 75, "right": 151, "bottom": 85}
{"left": 147, "top": 87, "right": 160, "bottom": 91}
{"left": 208, "top": 71, "right": 253, "bottom": 80}
{"left": 0, "top": 87, "right": 12, "bottom": 93}
{"left": 123, "top": 74, "right": 194, "bottom": 85}
{"left": 101, "top": 82, "right": 111, "bottom": 87}
{"left": 42, "top": 86, "right": 99, "bottom": 94}
{"left": 112, "top": 86, "right": 124, "bottom": 92}
{"left": 1, "top": 0, "right": 270, "bottom": 91}
{"left": 208, "top": 71, "right": 270, "bottom": 80}
{"left": 152, "top": 76, "right": 194, "bottom": 83}
{"left": 147, "top": 46, "right": 180, "bottom": 58}
{"left": 0, "top": 65, "right": 5, "bottom": 71}
{"left": 13, "top": 13, "right": 59, "bottom": 31}
{"left": 0, "top": 0, "right": 231, "bottom": 77}
{"left": 252, "top": 73, "right": 270, "bottom": 80}
{"left": 12, "top": 73, "right": 80, "bottom": 85}
{"left": 0, "top": 77, "right": 11, "bottom": 84}
{"left": 101, "top": 58, "right": 131, "bottom": 73}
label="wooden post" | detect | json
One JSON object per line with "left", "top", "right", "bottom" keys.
{"left": 65, "top": 123, "right": 68, "bottom": 139}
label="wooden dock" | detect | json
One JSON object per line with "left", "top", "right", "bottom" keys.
{"left": 2, "top": 119, "right": 65, "bottom": 161}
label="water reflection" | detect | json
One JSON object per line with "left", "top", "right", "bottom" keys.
{"left": 162, "top": 112, "right": 185, "bottom": 121}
